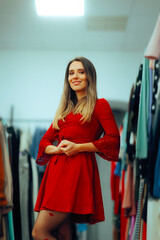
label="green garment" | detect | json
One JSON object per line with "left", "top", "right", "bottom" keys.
{"left": 6, "top": 211, "right": 15, "bottom": 240}
{"left": 136, "top": 58, "right": 149, "bottom": 158}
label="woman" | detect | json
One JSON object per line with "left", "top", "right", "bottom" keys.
{"left": 32, "top": 57, "right": 120, "bottom": 240}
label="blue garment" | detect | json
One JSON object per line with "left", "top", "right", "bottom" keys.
{"left": 30, "top": 128, "right": 47, "bottom": 172}
{"left": 153, "top": 140, "right": 160, "bottom": 198}
{"left": 77, "top": 223, "right": 87, "bottom": 233}
{"left": 30, "top": 128, "right": 46, "bottom": 160}
{"left": 114, "top": 159, "right": 121, "bottom": 177}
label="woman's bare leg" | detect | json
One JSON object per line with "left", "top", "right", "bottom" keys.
{"left": 58, "top": 217, "right": 72, "bottom": 240}
{"left": 32, "top": 210, "right": 71, "bottom": 240}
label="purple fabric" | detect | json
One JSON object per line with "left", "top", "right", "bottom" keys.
{"left": 129, "top": 216, "right": 136, "bottom": 240}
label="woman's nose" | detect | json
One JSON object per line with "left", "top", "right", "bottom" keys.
{"left": 73, "top": 71, "right": 78, "bottom": 78}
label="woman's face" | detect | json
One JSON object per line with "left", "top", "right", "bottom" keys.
{"left": 68, "top": 61, "right": 87, "bottom": 99}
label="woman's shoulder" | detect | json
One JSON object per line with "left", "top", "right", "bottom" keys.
{"left": 94, "top": 98, "right": 112, "bottom": 115}
{"left": 95, "top": 98, "right": 111, "bottom": 108}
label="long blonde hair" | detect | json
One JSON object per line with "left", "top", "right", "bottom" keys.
{"left": 53, "top": 57, "right": 97, "bottom": 129}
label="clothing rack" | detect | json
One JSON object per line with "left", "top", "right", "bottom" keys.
{"left": 1, "top": 105, "right": 53, "bottom": 124}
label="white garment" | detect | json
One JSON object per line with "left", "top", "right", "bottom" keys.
{"left": 19, "top": 153, "right": 30, "bottom": 240}
{"left": 147, "top": 199, "right": 160, "bottom": 240}
{"left": 19, "top": 128, "right": 32, "bottom": 152}
{"left": 77, "top": 231, "right": 87, "bottom": 240}
{"left": 144, "top": 14, "right": 160, "bottom": 60}
{"left": 31, "top": 157, "right": 38, "bottom": 222}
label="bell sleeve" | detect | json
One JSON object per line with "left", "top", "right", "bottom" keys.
{"left": 92, "top": 98, "right": 120, "bottom": 161}
{"left": 36, "top": 124, "right": 59, "bottom": 165}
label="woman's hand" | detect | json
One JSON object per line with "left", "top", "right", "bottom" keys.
{"left": 45, "top": 140, "right": 99, "bottom": 156}
{"left": 52, "top": 145, "right": 64, "bottom": 155}
{"left": 59, "top": 140, "right": 80, "bottom": 156}
{"left": 45, "top": 145, "right": 63, "bottom": 155}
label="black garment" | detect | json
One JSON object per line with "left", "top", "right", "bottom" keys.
{"left": 126, "top": 64, "right": 143, "bottom": 164}
{"left": 7, "top": 127, "right": 22, "bottom": 240}
{"left": 141, "top": 184, "right": 148, "bottom": 222}
{"left": 147, "top": 60, "right": 160, "bottom": 197}
{"left": 126, "top": 85, "right": 135, "bottom": 162}
{"left": 151, "top": 60, "right": 160, "bottom": 114}
{"left": 27, "top": 152, "right": 34, "bottom": 240}
{"left": 129, "top": 64, "right": 143, "bottom": 135}
{"left": 147, "top": 89, "right": 160, "bottom": 197}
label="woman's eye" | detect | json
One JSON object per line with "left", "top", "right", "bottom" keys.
{"left": 79, "top": 71, "right": 85, "bottom": 74}
{"left": 69, "top": 72, "right": 74, "bottom": 75}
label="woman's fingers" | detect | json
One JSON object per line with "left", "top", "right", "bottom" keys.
{"left": 52, "top": 146, "right": 63, "bottom": 154}
{"left": 58, "top": 140, "right": 79, "bottom": 156}
{"left": 59, "top": 140, "right": 70, "bottom": 147}
{"left": 60, "top": 146, "right": 70, "bottom": 155}
{"left": 61, "top": 142, "right": 79, "bottom": 156}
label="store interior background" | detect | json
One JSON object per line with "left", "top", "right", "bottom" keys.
{"left": 0, "top": 0, "right": 160, "bottom": 239}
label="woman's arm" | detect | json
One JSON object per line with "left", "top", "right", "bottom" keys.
{"left": 91, "top": 98, "right": 120, "bottom": 161}
{"left": 45, "top": 145, "right": 63, "bottom": 155}
{"left": 59, "top": 140, "right": 99, "bottom": 157}
{"left": 36, "top": 124, "right": 59, "bottom": 165}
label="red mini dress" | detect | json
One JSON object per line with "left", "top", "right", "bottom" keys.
{"left": 34, "top": 98, "right": 120, "bottom": 224}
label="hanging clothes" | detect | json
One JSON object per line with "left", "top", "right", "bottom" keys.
{"left": 0, "top": 137, "right": 7, "bottom": 207}
{"left": 0, "top": 120, "right": 14, "bottom": 240}
{"left": 136, "top": 58, "right": 150, "bottom": 159}
{"left": 153, "top": 140, "right": 160, "bottom": 198}
{"left": 131, "top": 179, "right": 145, "bottom": 240}
{"left": 30, "top": 127, "right": 47, "bottom": 174}
{"left": 147, "top": 60, "right": 160, "bottom": 197}
{"left": 7, "top": 126, "right": 22, "bottom": 240}
{"left": 111, "top": 58, "right": 160, "bottom": 240}
{"left": 19, "top": 128, "right": 32, "bottom": 240}
{"left": 0, "top": 122, "right": 13, "bottom": 213}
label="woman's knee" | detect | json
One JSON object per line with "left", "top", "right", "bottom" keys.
{"left": 32, "top": 225, "right": 45, "bottom": 240}
{"left": 32, "top": 227, "right": 38, "bottom": 240}
{"left": 32, "top": 227, "right": 48, "bottom": 240}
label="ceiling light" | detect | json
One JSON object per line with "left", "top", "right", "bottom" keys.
{"left": 35, "top": 0, "right": 84, "bottom": 16}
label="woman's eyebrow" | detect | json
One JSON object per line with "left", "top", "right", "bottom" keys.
{"left": 69, "top": 68, "right": 84, "bottom": 71}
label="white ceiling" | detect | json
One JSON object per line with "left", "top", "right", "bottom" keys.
{"left": 0, "top": 0, "right": 160, "bottom": 52}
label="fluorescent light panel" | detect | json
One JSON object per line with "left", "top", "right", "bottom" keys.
{"left": 35, "top": 0, "right": 84, "bottom": 16}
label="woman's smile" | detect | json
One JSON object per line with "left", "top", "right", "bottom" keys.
{"left": 72, "top": 80, "right": 82, "bottom": 85}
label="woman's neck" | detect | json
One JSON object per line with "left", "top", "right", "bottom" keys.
{"left": 76, "top": 92, "right": 87, "bottom": 102}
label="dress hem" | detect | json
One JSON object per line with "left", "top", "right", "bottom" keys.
{"left": 34, "top": 206, "right": 105, "bottom": 224}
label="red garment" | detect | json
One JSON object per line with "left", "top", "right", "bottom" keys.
{"left": 110, "top": 161, "right": 117, "bottom": 201}
{"left": 142, "top": 221, "right": 147, "bottom": 240}
{"left": 34, "top": 98, "right": 120, "bottom": 224}
{"left": 113, "top": 176, "right": 120, "bottom": 215}
{"left": 122, "top": 164, "right": 136, "bottom": 217}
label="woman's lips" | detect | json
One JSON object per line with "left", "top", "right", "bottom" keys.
{"left": 72, "top": 81, "right": 81, "bottom": 85}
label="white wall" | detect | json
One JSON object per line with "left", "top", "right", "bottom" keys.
{"left": 0, "top": 50, "right": 143, "bottom": 122}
